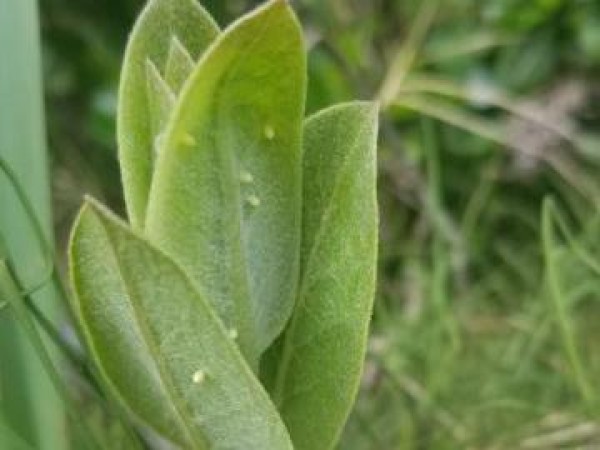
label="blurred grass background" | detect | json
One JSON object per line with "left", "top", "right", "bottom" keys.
{"left": 5, "top": 0, "right": 600, "bottom": 448}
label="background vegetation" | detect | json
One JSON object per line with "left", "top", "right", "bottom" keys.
{"left": 4, "top": 0, "right": 600, "bottom": 448}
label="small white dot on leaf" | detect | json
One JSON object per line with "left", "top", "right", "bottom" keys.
{"left": 264, "top": 125, "right": 275, "bottom": 140}
{"left": 246, "top": 195, "right": 261, "bottom": 207}
{"left": 228, "top": 328, "right": 238, "bottom": 340}
{"left": 192, "top": 370, "right": 205, "bottom": 384}
{"left": 240, "top": 170, "right": 254, "bottom": 184}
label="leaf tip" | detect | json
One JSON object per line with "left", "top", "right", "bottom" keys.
{"left": 353, "top": 100, "right": 380, "bottom": 120}
{"left": 70, "top": 195, "right": 98, "bottom": 237}
{"left": 79, "top": 196, "right": 127, "bottom": 234}
{"left": 81, "top": 195, "right": 103, "bottom": 216}
{"left": 248, "top": 0, "right": 297, "bottom": 23}
{"left": 67, "top": 197, "right": 100, "bottom": 288}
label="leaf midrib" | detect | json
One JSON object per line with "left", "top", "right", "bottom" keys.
{"left": 70, "top": 223, "right": 183, "bottom": 446}
{"left": 99, "top": 219, "right": 208, "bottom": 450}
{"left": 153, "top": 4, "right": 283, "bottom": 361}
{"left": 217, "top": 5, "right": 277, "bottom": 355}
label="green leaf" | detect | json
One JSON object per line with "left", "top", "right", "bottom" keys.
{"left": 145, "top": 60, "right": 175, "bottom": 164}
{"left": 118, "top": 0, "right": 219, "bottom": 229}
{"left": 145, "top": 0, "right": 307, "bottom": 361}
{"left": 265, "top": 102, "right": 379, "bottom": 450}
{"left": 165, "top": 36, "right": 196, "bottom": 93}
{"left": 69, "top": 199, "right": 293, "bottom": 450}
{"left": 68, "top": 204, "right": 187, "bottom": 446}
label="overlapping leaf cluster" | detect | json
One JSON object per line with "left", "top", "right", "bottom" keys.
{"left": 68, "top": 0, "right": 378, "bottom": 448}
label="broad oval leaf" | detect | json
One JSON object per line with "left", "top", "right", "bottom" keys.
{"left": 118, "top": 0, "right": 219, "bottom": 229}
{"left": 69, "top": 199, "right": 293, "bottom": 450}
{"left": 145, "top": 0, "right": 307, "bottom": 362}
{"left": 264, "top": 102, "right": 379, "bottom": 450}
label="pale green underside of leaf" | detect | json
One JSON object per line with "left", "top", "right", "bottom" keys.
{"left": 118, "top": 0, "right": 219, "bottom": 230}
{"left": 145, "top": 0, "right": 307, "bottom": 362}
{"left": 69, "top": 199, "right": 293, "bottom": 450}
{"left": 265, "top": 102, "right": 379, "bottom": 450}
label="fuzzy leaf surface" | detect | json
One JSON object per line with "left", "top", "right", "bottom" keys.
{"left": 145, "top": 0, "right": 306, "bottom": 361}
{"left": 165, "top": 36, "right": 195, "bottom": 93}
{"left": 118, "top": 0, "right": 219, "bottom": 229}
{"left": 69, "top": 199, "right": 293, "bottom": 450}
{"left": 266, "top": 102, "right": 379, "bottom": 450}
{"left": 145, "top": 60, "right": 176, "bottom": 163}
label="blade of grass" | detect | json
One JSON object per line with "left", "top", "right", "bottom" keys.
{"left": 545, "top": 200, "right": 600, "bottom": 277}
{"left": 377, "top": 0, "right": 439, "bottom": 107}
{"left": 0, "top": 261, "right": 103, "bottom": 450}
{"left": 0, "top": 129, "right": 147, "bottom": 450}
{"left": 0, "top": 155, "right": 92, "bottom": 375}
{"left": 0, "top": 139, "right": 147, "bottom": 450}
{"left": 541, "top": 197, "right": 595, "bottom": 408}
{"left": 398, "top": 76, "right": 581, "bottom": 149}
{"left": 420, "top": 118, "right": 460, "bottom": 351}
{"left": 0, "top": 0, "right": 64, "bottom": 447}
{"left": 420, "top": 31, "right": 516, "bottom": 65}
{"left": 0, "top": 417, "right": 36, "bottom": 450}
{"left": 376, "top": 356, "right": 468, "bottom": 443}
{"left": 460, "top": 159, "right": 500, "bottom": 244}
{"left": 393, "top": 95, "right": 600, "bottom": 203}
{"left": 0, "top": 156, "right": 54, "bottom": 292}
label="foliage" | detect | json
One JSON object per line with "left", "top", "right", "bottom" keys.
{"left": 67, "top": 1, "right": 378, "bottom": 449}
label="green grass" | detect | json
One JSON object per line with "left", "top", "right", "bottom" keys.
{"left": 0, "top": 0, "right": 64, "bottom": 448}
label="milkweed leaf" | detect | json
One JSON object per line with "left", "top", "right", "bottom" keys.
{"left": 145, "top": 0, "right": 307, "bottom": 362}
{"left": 118, "top": 0, "right": 219, "bottom": 229}
{"left": 265, "top": 102, "right": 379, "bottom": 450}
{"left": 69, "top": 199, "right": 294, "bottom": 450}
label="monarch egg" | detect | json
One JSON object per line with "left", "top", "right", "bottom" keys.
{"left": 192, "top": 370, "right": 205, "bottom": 384}
{"left": 246, "top": 194, "right": 261, "bottom": 207}
{"left": 240, "top": 170, "right": 254, "bottom": 184}
{"left": 264, "top": 125, "right": 275, "bottom": 140}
